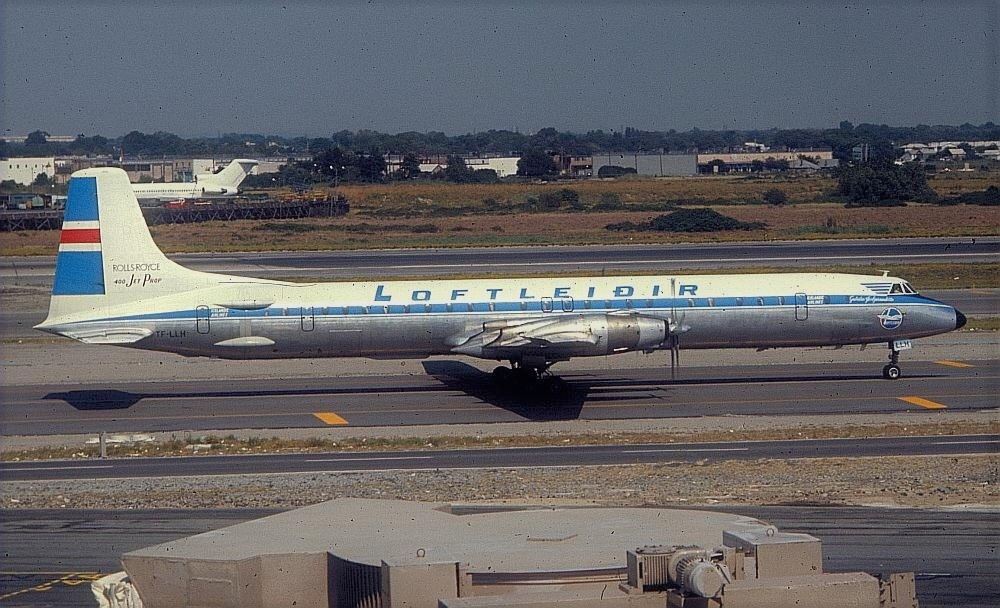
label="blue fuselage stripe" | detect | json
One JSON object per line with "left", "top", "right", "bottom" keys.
{"left": 91, "top": 294, "right": 950, "bottom": 323}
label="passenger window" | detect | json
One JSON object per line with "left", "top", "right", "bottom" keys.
{"left": 687, "top": 299, "right": 694, "bottom": 307}
{"left": 757, "top": 297, "right": 764, "bottom": 306}
{"left": 736, "top": 297, "right": 743, "bottom": 306}
{"left": 708, "top": 298, "right": 715, "bottom": 307}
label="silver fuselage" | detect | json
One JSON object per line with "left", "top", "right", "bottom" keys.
{"left": 48, "top": 278, "right": 960, "bottom": 362}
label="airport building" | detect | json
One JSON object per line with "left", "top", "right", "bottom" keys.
{"left": 464, "top": 155, "right": 521, "bottom": 178}
{"left": 0, "top": 157, "right": 57, "bottom": 185}
{"left": 696, "top": 150, "right": 837, "bottom": 173}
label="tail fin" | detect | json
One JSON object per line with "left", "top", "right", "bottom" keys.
{"left": 39, "top": 168, "right": 222, "bottom": 325}
{"left": 200, "top": 159, "right": 258, "bottom": 193}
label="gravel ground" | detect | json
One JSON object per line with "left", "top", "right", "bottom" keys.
{"left": 3, "top": 454, "right": 996, "bottom": 511}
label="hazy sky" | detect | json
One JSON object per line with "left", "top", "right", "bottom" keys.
{"left": 1, "top": 1, "right": 997, "bottom": 137}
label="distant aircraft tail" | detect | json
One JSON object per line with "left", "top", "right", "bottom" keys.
{"left": 199, "top": 159, "right": 258, "bottom": 193}
{"left": 37, "top": 168, "right": 229, "bottom": 327}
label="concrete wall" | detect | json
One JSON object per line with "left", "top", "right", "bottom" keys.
{"left": 591, "top": 153, "right": 696, "bottom": 177}
{"left": 124, "top": 552, "right": 328, "bottom": 608}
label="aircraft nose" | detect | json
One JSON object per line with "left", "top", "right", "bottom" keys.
{"left": 955, "top": 309, "right": 967, "bottom": 330}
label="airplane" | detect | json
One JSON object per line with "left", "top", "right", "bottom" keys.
{"left": 36, "top": 168, "right": 966, "bottom": 392}
{"left": 129, "top": 159, "right": 259, "bottom": 202}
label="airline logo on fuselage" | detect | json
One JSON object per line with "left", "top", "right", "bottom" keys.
{"left": 372, "top": 283, "right": 699, "bottom": 302}
{"left": 878, "top": 307, "right": 904, "bottom": 330}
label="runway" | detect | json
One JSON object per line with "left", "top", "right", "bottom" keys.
{"left": 1, "top": 359, "right": 995, "bottom": 436}
{"left": 1, "top": 506, "right": 995, "bottom": 608}
{"left": 2, "top": 433, "right": 997, "bottom": 482}
{"left": 3, "top": 236, "right": 998, "bottom": 282}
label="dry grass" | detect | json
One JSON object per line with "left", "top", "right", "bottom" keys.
{"left": 4, "top": 421, "right": 996, "bottom": 462}
{"left": 1, "top": 173, "right": 997, "bottom": 256}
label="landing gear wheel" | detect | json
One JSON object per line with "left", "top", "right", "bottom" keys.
{"left": 882, "top": 364, "right": 901, "bottom": 380}
{"left": 539, "top": 376, "right": 567, "bottom": 395}
{"left": 492, "top": 366, "right": 512, "bottom": 382}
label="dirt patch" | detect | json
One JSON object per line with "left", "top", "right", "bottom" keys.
{"left": 2, "top": 455, "right": 995, "bottom": 510}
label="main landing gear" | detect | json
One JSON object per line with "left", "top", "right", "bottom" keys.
{"left": 492, "top": 362, "right": 567, "bottom": 395}
{"left": 882, "top": 344, "right": 902, "bottom": 380}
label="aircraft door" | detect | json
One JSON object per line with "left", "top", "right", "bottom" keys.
{"left": 794, "top": 293, "right": 808, "bottom": 321}
{"left": 196, "top": 305, "right": 211, "bottom": 334}
{"left": 300, "top": 306, "right": 315, "bottom": 332}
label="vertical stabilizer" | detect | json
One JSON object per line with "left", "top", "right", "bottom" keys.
{"left": 201, "top": 159, "right": 258, "bottom": 192}
{"left": 39, "top": 168, "right": 224, "bottom": 325}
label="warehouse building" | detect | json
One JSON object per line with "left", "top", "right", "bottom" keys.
{"left": 696, "top": 150, "right": 836, "bottom": 173}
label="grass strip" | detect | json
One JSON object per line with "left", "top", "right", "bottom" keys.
{"left": 4, "top": 421, "right": 996, "bottom": 462}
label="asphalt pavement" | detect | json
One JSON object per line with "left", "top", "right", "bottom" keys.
{"left": 3, "top": 236, "right": 998, "bottom": 283}
{"left": 1, "top": 359, "right": 995, "bottom": 436}
{"left": 0, "top": 506, "right": 995, "bottom": 607}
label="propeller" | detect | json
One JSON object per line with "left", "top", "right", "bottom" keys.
{"left": 669, "top": 278, "right": 681, "bottom": 380}
{"left": 668, "top": 333, "right": 680, "bottom": 380}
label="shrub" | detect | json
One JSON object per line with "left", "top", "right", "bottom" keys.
{"left": 593, "top": 192, "right": 624, "bottom": 210}
{"left": 597, "top": 165, "right": 637, "bottom": 178}
{"left": 762, "top": 188, "right": 788, "bottom": 205}
{"left": 606, "top": 208, "right": 766, "bottom": 232}
{"left": 935, "top": 185, "right": 1000, "bottom": 206}
{"left": 836, "top": 162, "right": 936, "bottom": 206}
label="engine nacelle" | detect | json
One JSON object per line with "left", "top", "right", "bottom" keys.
{"left": 451, "top": 313, "right": 668, "bottom": 361}
{"left": 606, "top": 313, "right": 668, "bottom": 353}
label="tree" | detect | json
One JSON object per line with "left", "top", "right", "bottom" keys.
{"left": 398, "top": 153, "right": 421, "bottom": 180}
{"left": 516, "top": 148, "right": 557, "bottom": 177}
{"left": 25, "top": 130, "right": 49, "bottom": 145}
{"left": 31, "top": 172, "right": 52, "bottom": 187}
{"left": 836, "top": 162, "right": 936, "bottom": 207}
{"left": 762, "top": 188, "right": 788, "bottom": 205}
{"left": 444, "top": 155, "right": 476, "bottom": 183}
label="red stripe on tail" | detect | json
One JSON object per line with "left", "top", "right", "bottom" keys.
{"left": 60, "top": 228, "right": 101, "bottom": 244}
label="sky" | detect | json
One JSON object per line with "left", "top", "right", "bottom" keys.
{"left": 1, "top": 0, "right": 997, "bottom": 138}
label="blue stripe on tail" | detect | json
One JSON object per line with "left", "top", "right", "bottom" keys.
{"left": 53, "top": 251, "right": 105, "bottom": 295}
{"left": 54, "top": 176, "right": 104, "bottom": 295}
{"left": 63, "top": 177, "right": 99, "bottom": 221}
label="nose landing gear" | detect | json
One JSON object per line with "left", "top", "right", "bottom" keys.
{"left": 882, "top": 343, "right": 902, "bottom": 380}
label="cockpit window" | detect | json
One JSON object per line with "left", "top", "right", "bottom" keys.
{"left": 890, "top": 283, "right": 904, "bottom": 294}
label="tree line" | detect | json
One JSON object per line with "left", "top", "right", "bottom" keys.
{"left": 4, "top": 122, "right": 999, "bottom": 161}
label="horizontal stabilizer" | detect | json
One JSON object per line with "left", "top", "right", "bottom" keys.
{"left": 59, "top": 327, "right": 153, "bottom": 344}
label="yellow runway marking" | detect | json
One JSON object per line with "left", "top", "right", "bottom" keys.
{"left": 935, "top": 360, "right": 974, "bottom": 368}
{"left": 898, "top": 396, "right": 948, "bottom": 410}
{"left": 313, "top": 412, "right": 349, "bottom": 425}
{"left": 0, "top": 572, "right": 103, "bottom": 600}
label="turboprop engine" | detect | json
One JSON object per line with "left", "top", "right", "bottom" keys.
{"left": 450, "top": 313, "right": 668, "bottom": 361}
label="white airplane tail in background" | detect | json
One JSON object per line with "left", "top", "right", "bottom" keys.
{"left": 198, "top": 159, "right": 258, "bottom": 193}
{"left": 40, "top": 168, "right": 225, "bottom": 324}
